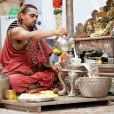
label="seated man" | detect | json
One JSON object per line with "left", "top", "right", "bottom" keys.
{"left": 0, "top": 4, "right": 68, "bottom": 95}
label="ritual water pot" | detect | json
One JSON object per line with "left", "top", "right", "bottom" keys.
{"left": 0, "top": 66, "right": 9, "bottom": 99}
{"left": 55, "top": 36, "right": 75, "bottom": 52}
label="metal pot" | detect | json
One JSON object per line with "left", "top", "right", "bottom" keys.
{"left": 0, "top": 67, "right": 9, "bottom": 99}
{"left": 76, "top": 77, "right": 112, "bottom": 98}
{"left": 55, "top": 36, "right": 75, "bottom": 52}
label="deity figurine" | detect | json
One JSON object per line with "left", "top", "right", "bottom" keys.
{"left": 74, "top": 23, "right": 86, "bottom": 38}
{"left": 85, "top": 22, "right": 93, "bottom": 37}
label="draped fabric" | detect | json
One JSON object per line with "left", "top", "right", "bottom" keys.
{"left": 0, "top": 36, "right": 53, "bottom": 74}
{"left": 0, "top": 35, "right": 54, "bottom": 94}
{"left": 0, "top": 4, "right": 57, "bottom": 94}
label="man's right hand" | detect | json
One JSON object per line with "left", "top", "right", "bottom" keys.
{"left": 55, "top": 28, "right": 68, "bottom": 37}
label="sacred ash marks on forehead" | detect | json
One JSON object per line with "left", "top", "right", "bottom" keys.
{"left": 27, "top": 8, "right": 38, "bottom": 15}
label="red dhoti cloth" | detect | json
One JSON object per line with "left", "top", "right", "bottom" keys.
{"left": 0, "top": 36, "right": 57, "bottom": 95}
{"left": 9, "top": 70, "right": 53, "bottom": 94}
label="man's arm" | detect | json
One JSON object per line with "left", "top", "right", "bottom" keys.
{"left": 11, "top": 27, "right": 67, "bottom": 41}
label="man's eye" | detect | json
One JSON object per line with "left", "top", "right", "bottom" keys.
{"left": 31, "top": 15, "right": 34, "bottom": 17}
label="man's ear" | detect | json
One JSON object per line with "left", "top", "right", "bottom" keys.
{"left": 20, "top": 13, "right": 24, "bottom": 19}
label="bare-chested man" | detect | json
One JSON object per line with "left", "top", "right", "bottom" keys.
{"left": 0, "top": 4, "right": 68, "bottom": 94}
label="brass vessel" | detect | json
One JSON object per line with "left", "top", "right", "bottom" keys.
{"left": 5, "top": 89, "right": 16, "bottom": 100}
{"left": 96, "top": 57, "right": 103, "bottom": 64}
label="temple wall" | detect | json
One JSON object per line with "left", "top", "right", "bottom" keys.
{"left": 0, "top": 0, "right": 23, "bottom": 15}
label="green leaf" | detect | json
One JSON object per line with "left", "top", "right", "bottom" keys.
{"left": 53, "top": 9, "right": 62, "bottom": 15}
{"left": 99, "top": 17, "right": 110, "bottom": 23}
{"left": 95, "top": 17, "right": 110, "bottom": 27}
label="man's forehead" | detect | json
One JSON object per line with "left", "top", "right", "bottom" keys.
{"left": 27, "top": 8, "right": 38, "bottom": 15}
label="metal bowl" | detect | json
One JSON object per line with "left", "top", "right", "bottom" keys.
{"left": 77, "top": 77, "right": 112, "bottom": 98}
{"left": 60, "top": 62, "right": 70, "bottom": 68}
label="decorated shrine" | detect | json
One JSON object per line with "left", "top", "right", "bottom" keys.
{"left": 1, "top": 0, "right": 114, "bottom": 113}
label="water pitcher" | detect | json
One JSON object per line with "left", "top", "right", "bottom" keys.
{"left": 55, "top": 36, "right": 75, "bottom": 52}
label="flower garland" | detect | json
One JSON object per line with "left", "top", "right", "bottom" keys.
{"left": 52, "top": 0, "right": 67, "bottom": 62}
{"left": 52, "top": 0, "right": 62, "bottom": 57}
{"left": 53, "top": 0, "right": 62, "bottom": 30}
{"left": 53, "top": 0, "right": 62, "bottom": 8}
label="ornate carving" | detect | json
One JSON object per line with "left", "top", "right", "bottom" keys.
{"left": 58, "top": 68, "right": 87, "bottom": 96}
{"left": 84, "top": 18, "right": 94, "bottom": 37}
{"left": 75, "top": 38, "right": 114, "bottom": 58}
{"left": 58, "top": 71, "right": 67, "bottom": 96}
{"left": 74, "top": 23, "right": 86, "bottom": 38}
{"left": 67, "top": 72, "right": 78, "bottom": 96}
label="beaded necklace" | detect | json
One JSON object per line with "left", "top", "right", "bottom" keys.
{"left": 27, "top": 41, "right": 39, "bottom": 65}
{"left": 19, "top": 25, "right": 39, "bottom": 64}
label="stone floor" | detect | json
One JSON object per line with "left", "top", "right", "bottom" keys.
{"left": 0, "top": 102, "right": 114, "bottom": 114}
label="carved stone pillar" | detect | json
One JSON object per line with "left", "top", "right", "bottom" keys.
{"left": 66, "top": 0, "right": 74, "bottom": 37}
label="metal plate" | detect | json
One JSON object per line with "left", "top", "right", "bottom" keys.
{"left": 18, "top": 97, "right": 55, "bottom": 102}
{"left": 27, "top": 97, "right": 55, "bottom": 102}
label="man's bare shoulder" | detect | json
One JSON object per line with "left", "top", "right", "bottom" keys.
{"left": 11, "top": 27, "right": 30, "bottom": 38}
{"left": 11, "top": 27, "right": 24, "bottom": 33}
{"left": 10, "top": 26, "right": 30, "bottom": 40}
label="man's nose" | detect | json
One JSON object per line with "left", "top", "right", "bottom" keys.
{"left": 34, "top": 17, "right": 37, "bottom": 21}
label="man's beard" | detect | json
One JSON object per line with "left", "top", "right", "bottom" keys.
{"left": 28, "top": 24, "right": 36, "bottom": 31}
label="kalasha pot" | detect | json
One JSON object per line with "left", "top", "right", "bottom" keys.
{"left": 0, "top": 66, "right": 9, "bottom": 99}
{"left": 55, "top": 36, "right": 75, "bottom": 52}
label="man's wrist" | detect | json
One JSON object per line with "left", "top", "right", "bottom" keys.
{"left": 50, "top": 62, "right": 53, "bottom": 67}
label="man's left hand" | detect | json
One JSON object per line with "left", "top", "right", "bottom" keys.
{"left": 51, "top": 64, "right": 60, "bottom": 74}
